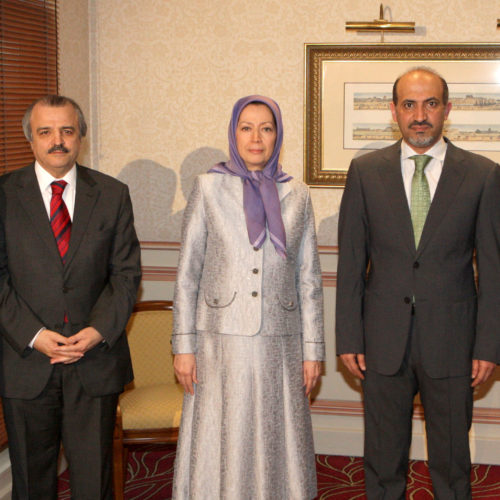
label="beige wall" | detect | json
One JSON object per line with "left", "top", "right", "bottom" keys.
{"left": 58, "top": 1, "right": 91, "bottom": 165}
{"left": 57, "top": 0, "right": 500, "bottom": 463}
{"left": 59, "top": 0, "right": 500, "bottom": 243}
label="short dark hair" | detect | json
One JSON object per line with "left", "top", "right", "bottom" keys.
{"left": 392, "top": 67, "right": 449, "bottom": 105}
{"left": 22, "top": 95, "right": 87, "bottom": 141}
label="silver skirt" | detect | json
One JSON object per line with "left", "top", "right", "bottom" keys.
{"left": 172, "top": 332, "right": 317, "bottom": 500}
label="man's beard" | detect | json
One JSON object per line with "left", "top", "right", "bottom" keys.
{"left": 407, "top": 133, "right": 438, "bottom": 149}
{"left": 406, "top": 121, "right": 443, "bottom": 149}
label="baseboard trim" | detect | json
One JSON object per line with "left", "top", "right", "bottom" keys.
{"left": 312, "top": 420, "right": 500, "bottom": 465}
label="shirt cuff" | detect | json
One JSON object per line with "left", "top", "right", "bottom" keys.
{"left": 29, "top": 327, "right": 46, "bottom": 349}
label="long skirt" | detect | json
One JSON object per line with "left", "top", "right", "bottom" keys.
{"left": 172, "top": 332, "right": 317, "bottom": 500}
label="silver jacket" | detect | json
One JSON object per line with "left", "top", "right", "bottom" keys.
{"left": 172, "top": 173, "right": 325, "bottom": 361}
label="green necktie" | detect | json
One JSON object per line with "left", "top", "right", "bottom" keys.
{"left": 410, "top": 154, "right": 432, "bottom": 248}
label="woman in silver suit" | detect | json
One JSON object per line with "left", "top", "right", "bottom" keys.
{"left": 172, "top": 95, "right": 325, "bottom": 500}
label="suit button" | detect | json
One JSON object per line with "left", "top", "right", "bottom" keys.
{"left": 252, "top": 291, "right": 258, "bottom": 297}
{"left": 288, "top": 301, "right": 294, "bottom": 307}
{"left": 252, "top": 268, "right": 259, "bottom": 274}
{"left": 413, "top": 262, "right": 420, "bottom": 269}
{"left": 213, "top": 298, "right": 219, "bottom": 305}
{"left": 253, "top": 246, "right": 259, "bottom": 251}
{"left": 404, "top": 297, "right": 411, "bottom": 304}
{"left": 63, "top": 287, "right": 69, "bottom": 293}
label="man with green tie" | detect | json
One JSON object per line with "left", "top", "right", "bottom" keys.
{"left": 336, "top": 67, "right": 500, "bottom": 499}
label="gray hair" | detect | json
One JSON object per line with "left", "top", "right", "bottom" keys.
{"left": 392, "top": 66, "right": 449, "bottom": 105}
{"left": 22, "top": 95, "right": 87, "bottom": 141}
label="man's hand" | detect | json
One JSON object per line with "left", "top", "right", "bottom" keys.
{"left": 174, "top": 353, "right": 198, "bottom": 395}
{"left": 51, "top": 327, "right": 104, "bottom": 364}
{"left": 471, "top": 359, "right": 496, "bottom": 387}
{"left": 34, "top": 329, "right": 83, "bottom": 364}
{"left": 303, "top": 360, "right": 322, "bottom": 396}
{"left": 340, "top": 353, "right": 366, "bottom": 380}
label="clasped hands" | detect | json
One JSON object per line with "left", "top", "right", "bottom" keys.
{"left": 340, "top": 353, "right": 496, "bottom": 387}
{"left": 33, "top": 326, "right": 104, "bottom": 364}
{"left": 174, "top": 353, "right": 322, "bottom": 396}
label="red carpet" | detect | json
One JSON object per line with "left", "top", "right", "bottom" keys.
{"left": 57, "top": 445, "right": 500, "bottom": 499}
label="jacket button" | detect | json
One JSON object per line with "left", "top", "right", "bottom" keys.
{"left": 213, "top": 298, "right": 219, "bottom": 305}
{"left": 253, "top": 246, "right": 259, "bottom": 251}
{"left": 62, "top": 287, "right": 69, "bottom": 293}
{"left": 252, "top": 291, "right": 258, "bottom": 297}
{"left": 413, "top": 262, "right": 420, "bottom": 269}
{"left": 288, "top": 301, "right": 294, "bottom": 307}
{"left": 252, "top": 268, "right": 259, "bottom": 274}
{"left": 404, "top": 297, "right": 411, "bottom": 304}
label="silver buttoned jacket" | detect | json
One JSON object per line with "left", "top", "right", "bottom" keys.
{"left": 172, "top": 173, "right": 325, "bottom": 361}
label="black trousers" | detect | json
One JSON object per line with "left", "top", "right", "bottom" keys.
{"left": 362, "top": 318, "right": 473, "bottom": 500}
{"left": 2, "top": 363, "right": 118, "bottom": 500}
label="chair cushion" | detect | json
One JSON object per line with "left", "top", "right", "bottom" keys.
{"left": 120, "top": 384, "right": 184, "bottom": 430}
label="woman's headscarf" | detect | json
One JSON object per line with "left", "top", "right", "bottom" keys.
{"left": 209, "top": 95, "right": 292, "bottom": 258}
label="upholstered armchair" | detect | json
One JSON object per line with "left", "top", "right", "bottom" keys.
{"left": 113, "top": 300, "right": 184, "bottom": 500}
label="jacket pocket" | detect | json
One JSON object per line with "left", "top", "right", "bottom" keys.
{"left": 276, "top": 294, "right": 299, "bottom": 311}
{"left": 204, "top": 290, "right": 237, "bottom": 309}
{"left": 86, "top": 226, "right": 114, "bottom": 239}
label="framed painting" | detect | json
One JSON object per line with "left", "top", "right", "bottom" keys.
{"left": 304, "top": 43, "right": 500, "bottom": 187}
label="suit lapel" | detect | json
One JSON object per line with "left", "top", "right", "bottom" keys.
{"left": 64, "top": 165, "right": 99, "bottom": 270}
{"left": 222, "top": 174, "right": 244, "bottom": 208}
{"left": 417, "top": 141, "right": 467, "bottom": 255}
{"left": 277, "top": 180, "right": 292, "bottom": 201}
{"left": 14, "top": 165, "right": 62, "bottom": 264}
{"left": 377, "top": 141, "right": 416, "bottom": 253}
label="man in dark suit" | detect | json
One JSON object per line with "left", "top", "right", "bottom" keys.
{"left": 0, "top": 95, "right": 141, "bottom": 499}
{"left": 336, "top": 68, "right": 500, "bottom": 499}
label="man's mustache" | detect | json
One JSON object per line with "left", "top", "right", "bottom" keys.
{"left": 410, "top": 120, "right": 433, "bottom": 128}
{"left": 48, "top": 144, "right": 69, "bottom": 153}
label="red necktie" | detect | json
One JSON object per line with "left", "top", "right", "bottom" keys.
{"left": 50, "top": 181, "right": 72, "bottom": 264}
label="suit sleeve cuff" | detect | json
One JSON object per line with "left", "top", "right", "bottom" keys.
{"left": 303, "top": 341, "right": 325, "bottom": 361}
{"left": 171, "top": 333, "right": 197, "bottom": 354}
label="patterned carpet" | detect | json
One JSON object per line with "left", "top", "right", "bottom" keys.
{"left": 57, "top": 444, "right": 500, "bottom": 499}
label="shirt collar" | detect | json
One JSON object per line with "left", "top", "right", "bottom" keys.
{"left": 34, "top": 162, "right": 77, "bottom": 192}
{"left": 401, "top": 137, "right": 447, "bottom": 163}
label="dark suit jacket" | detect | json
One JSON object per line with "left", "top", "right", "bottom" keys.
{"left": 336, "top": 140, "right": 500, "bottom": 378}
{"left": 0, "top": 164, "right": 142, "bottom": 399}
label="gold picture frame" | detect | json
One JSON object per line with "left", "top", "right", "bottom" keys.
{"left": 304, "top": 43, "right": 500, "bottom": 187}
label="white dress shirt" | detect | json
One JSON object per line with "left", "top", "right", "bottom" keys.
{"left": 30, "top": 163, "right": 77, "bottom": 347}
{"left": 400, "top": 138, "right": 448, "bottom": 206}
{"left": 34, "top": 162, "right": 77, "bottom": 220}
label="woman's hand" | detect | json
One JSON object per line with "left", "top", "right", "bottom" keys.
{"left": 174, "top": 353, "right": 198, "bottom": 395}
{"left": 303, "top": 360, "right": 322, "bottom": 396}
